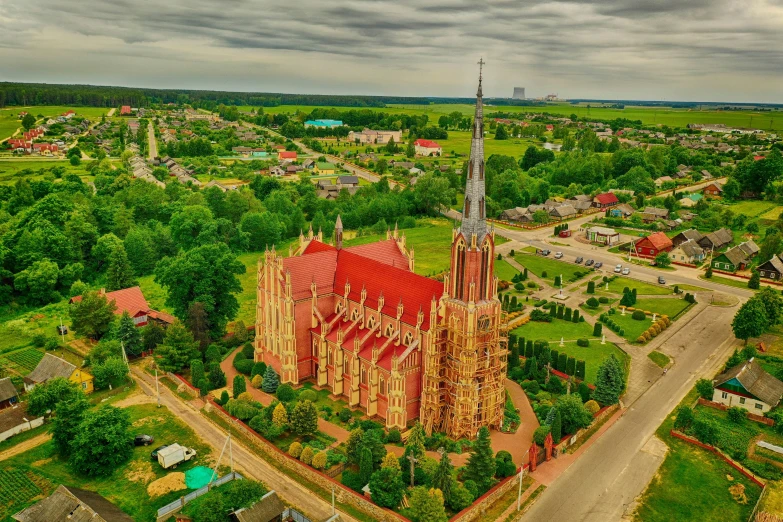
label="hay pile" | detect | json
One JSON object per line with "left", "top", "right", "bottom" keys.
{"left": 147, "top": 472, "right": 186, "bottom": 497}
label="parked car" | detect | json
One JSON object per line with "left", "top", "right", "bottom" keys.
{"left": 135, "top": 434, "right": 154, "bottom": 447}
{"left": 541, "top": 249, "right": 551, "bottom": 256}
{"left": 150, "top": 444, "right": 169, "bottom": 460}
{"left": 585, "top": 259, "right": 594, "bottom": 266}
{"left": 554, "top": 252, "right": 563, "bottom": 259}
{"left": 56, "top": 325, "right": 68, "bottom": 335}
{"left": 575, "top": 257, "right": 584, "bottom": 264}
{"left": 622, "top": 268, "right": 631, "bottom": 275}
{"left": 594, "top": 262, "right": 603, "bottom": 269}
{"left": 614, "top": 264, "right": 623, "bottom": 273}
{"left": 658, "top": 276, "right": 667, "bottom": 284}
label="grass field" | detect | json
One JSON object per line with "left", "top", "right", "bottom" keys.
{"left": 2, "top": 402, "right": 215, "bottom": 521}
{"left": 632, "top": 298, "right": 692, "bottom": 318}
{"left": 606, "top": 277, "right": 672, "bottom": 296}
{"left": 245, "top": 102, "right": 783, "bottom": 132}
{"left": 647, "top": 351, "right": 671, "bottom": 368}
{"left": 513, "top": 253, "right": 589, "bottom": 284}
{"left": 0, "top": 159, "right": 94, "bottom": 184}
{"left": 5, "top": 105, "right": 112, "bottom": 120}
{"left": 494, "top": 258, "right": 518, "bottom": 281}
{"left": 513, "top": 316, "right": 595, "bottom": 343}
{"left": 0, "top": 109, "right": 21, "bottom": 141}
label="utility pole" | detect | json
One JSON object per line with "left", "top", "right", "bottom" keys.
{"left": 517, "top": 466, "right": 526, "bottom": 511}
{"left": 406, "top": 454, "right": 418, "bottom": 488}
{"left": 58, "top": 317, "right": 66, "bottom": 346}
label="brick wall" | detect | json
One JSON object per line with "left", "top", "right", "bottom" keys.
{"left": 167, "top": 373, "right": 198, "bottom": 398}
{"left": 449, "top": 469, "right": 522, "bottom": 522}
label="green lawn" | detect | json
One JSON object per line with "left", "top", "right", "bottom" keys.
{"left": 700, "top": 274, "right": 758, "bottom": 291}
{"left": 513, "top": 253, "right": 589, "bottom": 284}
{"left": 555, "top": 341, "right": 629, "bottom": 384}
{"left": 0, "top": 109, "right": 21, "bottom": 141}
{"left": 606, "top": 277, "right": 672, "bottom": 296}
{"left": 609, "top": 313, "right": 656, "bottom": 342}
{"left": 0, "top": 159, "right": 94, "bottom": 184}
{"left": 512, "top": 317, "right": 594, "bottom": 343}
{"left": 647, "top": 351, "right": 671, "bottom": 368}
{"left": 633, "top": 298, "right": 692, "bottom": 318}
{"left": 2, "top": 403, "right": 215, "bottom": 522}
{"left": 495, "top": 258, "right": 518, "bottom": 281}
{"left": 6, "top": 105, "right": 112, "bottom": 120}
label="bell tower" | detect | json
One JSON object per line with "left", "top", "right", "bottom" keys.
{"left": 423, "top": 59, "right": 507, "bottom": 439}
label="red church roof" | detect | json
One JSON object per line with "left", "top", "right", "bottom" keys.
{"left": 303, "top": 240, "right": 336, "bottom": 255}
{"left": 344, "top": 240, "right": 410, "bottom": 269}
{"left": 283, "top": 242, "right": 443, "bottom": 330}
{"left": 594, "top": 192, "right": 619, "bottom": 205}
{"left": 414, "top": 139, "right": 441, "bottom": 149}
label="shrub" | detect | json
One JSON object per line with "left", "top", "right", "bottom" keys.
{"left": 300, "top": 446, "right": 314, "bottom": 466}
{"left": 522, "top": 380, "right": 540, "bottom": 394}
{"left": 288, "top": 441, "right": 303, "bottom": 458}
{"left": 632, "top": 310, "right": 646, "bottom": 320}
{"left": 598, "top": 296, "right": 609, "bottom": 304}
{"left": 566, "top": 357, "right": 576, "bottom": 376}
{"left": 251, "top": 375, "right": 263, "bottom": 388}
{"left": 530, "top": 309, "right": 552, "bottom": 322}
{"left": 577, "top": 338, "right": 589, "bottom": 347}
{"left": 542, "top": 271, "right": 547, "bottom": 278}
{"left": 527, "top": 281, "right": 537, "bottom": 288}
{"left": 533, "top": 425, "right": 550, "bottom": 444}
{"left": 593, "top": 323, "right": 603, "bottom": 336}
{"left": 386, "top": 428, "right": 402, "bottom": 443}
{"left": 276, "top": 384, "right": 296, "bottom": 402}
{"left": 576, "top": 360, "right": 586, "bottom": 380}
{"left": 584, "top": 400, "right": 600, "bottom": 415}
{"left": 674, "top": 406, "right": 694, "bottom": 431}
{"left": 514, "top": 282, "right": 525, "bottom": 291}
{"left": 587, "top": 281, "right": 595, "bottom": 294}
{"left": 337, "top": 408, "right": 352, "bottom": 423}
{"left": 251, "top": 362, "right": 267, "bottom": 378}
{"left": 695, "top": 378, "right": 714, "bottom": 400}
{"left": 312, "top": 451, "right": 328, "bottom": 470}
{"left": 693, "top": 418, "right": 718, "bottom": 445}
{"left": 234, "top": 359, "right": 254, "bottom": 375}
{"left": 727, "top": 407, "right": 746, "bottom": 424}
{"left": 299, "top": 389, "right": 318, "bottom": 402}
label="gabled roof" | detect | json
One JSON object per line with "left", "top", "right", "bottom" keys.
{"left": 414, "top": 139, "right": 441, "bottom": 148}
{"left": 338, "top": 175, "right": 359, "bottom": 185}
{"left": 714, "top": 359, "right": 783, "bottom": 407}
{"left": 594, "top": 192, "right": 619, "bottom": 205}
{"left": 231, "top": 491, "right": 285, "bottom": 522}
{"left": 13, "top": 484, "right": 134, "bottom": 522}
{"left": 738, "top": 240, "right": 759, "bottom": 256}
{"left": 344, "top": 240, "right": 410, "bottom": 268}
{"left": 676, "top": 229, "right": 704, "bottom": 243}
{"left": 675, "top": 239, "right": 704, "bottom": 258}
{"left": 719, "top": 245, "right": 748, "bottom": 266}
{"left": 0, "top": 377, "right": 17, "bottom": 402}
{"left": 303, "top": 240, "right": 336, "bottom": 255}
{"left": 759, "top": 255, "right": 783, "bottom": 274}
{"left": 643, "top": 206, "right": 669, "bottom": 217}
{"left": 638, "top": 231, "right": 672, "bottom": 250}
{"left": 278, "top": 151, "right": 297, "bottom": 159}
{"left": 26, "top": 354, "right": 75, "bottom": 385}
{"left": 70, "top": 286, "right": 148, "bottom": 318}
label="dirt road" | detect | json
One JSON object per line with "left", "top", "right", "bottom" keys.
{"left": 0, "top": 433, "right": 51, "bottom": 461}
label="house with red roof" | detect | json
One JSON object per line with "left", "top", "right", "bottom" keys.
{"left": 545, "top": 124, "right": 554, "bottom": 131}
{"left": 8, "top": 139, "right": 31, "bottom": 153}
{"left": 634, "top": 231, "right": 674, "bottom": 258}
{"left": 414, "top": 139, "right": 442, "bottom": 157}
{"left": 32, "top": 143, "right": 59, "bottom": 156}
{"left": 62, "top": 110, "right": 76, "bottom": 119}
{"left": 70, "top": 286, "right": 174, "bottom": 327}
{"left": 120, "top": 106, "right": 132, "bottom": 116}
{"left": 592, "top": 192, "right": 619, "bottom": 208}
{"left": 278, "top": 151, "right": 297, "bottom": 162}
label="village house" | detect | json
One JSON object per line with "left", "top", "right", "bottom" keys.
{"left": 607, "top": 203, "right": 634, "bottom": 218}
{"left": 758, "top": 255, "right": 783, "bottom": 280}
{"left": 712, "top": 359, "right": 783, "bottom": 413}
{"left": 698, "top": 228, "right": 733, "bottom": 251}
{"left": 593, "top": 192, "right": 619, "bottom": 209}
{"left": 0, "top": 405, "right": 44, "bottom": 443}
{"left": 498, "top": 207, "right": 530, "bottom": 222}
{"left": 634, "top": 231, "right": 673, "bottom": 258}
{"left": 278, "top": 151, "right": 297, "bottom": 162}
{"left": 69, "top": 286, "right": 174, "bottom": 327}
{"left": 230, "top": 491, "right": 285, "bottom": 522}
{"left": 586, "top": 226, "right": 620, "bottom": 246}
{"left": 414, "top": 139, "right": 442, "bottom": 157}
{"left": 654, "top": 176, "right": 674, "bottom": 187}
{"left": 669, "top": 239, "right": 705, "bottom": 265}
{"left": 710, "top": 241, "right": 757, "bottom": 272}
{"left": 348, "top": 128, "right": 402, "bottom": 145}
{"left": 703, "top": 182, "right": 724, "bottom": 198}
{"left": 549, "top": 204, "right": 577, "bottom": 220}
{"left": 338, "top": 175, "right": 359, "bottom": 188}
{"left": 120, "top": 105, "right": 132, "bottom": 115}
{"left": 671, "top": 228, "right": 704, "bottom": 247}
{"left": 0, "top": 378, "right": 18, "bottom": 410}
{"left": 640, "top": 207, "right": 670, "bottom": 223}
{"left": 314, "top": 162, "right": 336, "bottom": 175}
{"left": 13, "top": 484, "right": 134, "bottom": 522}
{"left": 24, "top": 354, "right": 94, "bottom": 394}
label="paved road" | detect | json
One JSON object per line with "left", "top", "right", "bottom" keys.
{"left": 148, "top": 121, "right": 157, "bottom": 160}
{"left": 131, "top": 367, "right": 354, "bottom": 522}
{"left": 493, "top": 223, "right": 752, "bottom": 521}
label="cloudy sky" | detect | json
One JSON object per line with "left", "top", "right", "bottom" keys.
{"left": 1, "top": 0, "right": 782, "bottom": 103}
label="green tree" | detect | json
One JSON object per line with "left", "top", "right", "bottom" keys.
{"left": 186, "top": 301, "right": 211, "bottom": 352}
{"left": 116, "top": 311, "right": 143, "bottom": 357}
{"left": 550, "top": 409, "right": 562, "bottom": 443}
{"left": 51, "top": 392, "right": 89, "bottom": 456}
{"left": 155, "top": 243, "right": 245, "bottom": 338}
{"left": 70, "top": 290, "right": 117, "bottom": 339}
{"left": 695, "top": 378, "right": 714, "bottom": 400}
{"left": 463, "top": 426, "right": 496, "bottom": 495}
{"left": 291, "top": 400, "right": 318, "bottom": 437}
{"left": 654, "top": 252, "right": 671, "bottom": 268}
{"left": 13, "top": 259, "right": 60, "bottom": 305}
{"left": 494, "top": 124, "right": 508, "bottom": 140}
{"left": 431, "top": 450, "right": 453, "bottom": 503}
{"left": 27, "top": 377, "right": 81, "bottom": 416}
{"left": 406, "top": 140, "right": 415, "bottom": 158}
{"left": 233, "top": 374, "right": 247, "bottom": 398}
{"left": 92, "top": 357, "right": 129, "bottom": 389}
{"left": 385, "top": 137, "right": 398, "bottom": 154}
{"left": 593, "top": 354, "right": 625, "bottom": 405}
{"left": 346, "top": 428, "right": 364, "bottom": 465}
{"left": 191, "top": 360, "right": 205, "bottom": 386}
{"left": 409, "top": 487, "right": 448, "bottom": 522}
{"left": 142, "top": 322, "right": 165, "bottom": 352}
{"left": 413, "top": 173, "right": 455, "bottom": 216}
{"left": 359, "top": 446, "right": 374, "bottom": 486}
{"left": 748, "top": 271, "right": 761, "bottom": 289}
{"left": 555, "top": 393, "right": 593, "bottom": 434}
{"left": 21, "top": 113, "right": 36, "bottom": 130}
{"left": 105, "top": 244, "right": 137, "bottom": 291}
{"left": 240, "top": 212, "right": 282, "bottom": 251}
{"left": 156, "top": 321, "right": 199, "bottom": 372}
{"left": 208, "top": 362, "right": 226, "bottom": 389}
{"left": 732, "top": 297, "right": 769, "bottom": 343}
{"left": 403, "top": 421, "right": 426, "bottom": 462}
{"left": 69, "top": 406, "right": 133, "bottom": 476}
{"left": 261, "top": 366, "right": 279, "bottom": 393}
{"left": 195, "top": 493, "right": 225, "bottom": 522}
{"left": 369, "top": 467, "right": 405, "bottom": 509}
{"left": 757, "top": 287, "right": 783, "bottom": 326}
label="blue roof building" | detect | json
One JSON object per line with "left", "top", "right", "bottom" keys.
{"left": 304, "top": 119, "right": 344, "bottom": 128}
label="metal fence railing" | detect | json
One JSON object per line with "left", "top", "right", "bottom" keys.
{"left": 282, "top": 507, "right": 312, "bottom": 522}
{"left": 156, "top": 472, "right": 243, "bottom": 520}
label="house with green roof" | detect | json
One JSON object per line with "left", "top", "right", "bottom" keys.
{"left": 314, "top": 162, "right": 337, "bottom": 175}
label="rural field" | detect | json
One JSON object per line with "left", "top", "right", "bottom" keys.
{"left": 249, "top": 102, "right": 783, "bottom": 132}
{"left": 0, "top": 159, "right": 95, "bottom": 184}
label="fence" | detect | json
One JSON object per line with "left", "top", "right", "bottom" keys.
{"left": 283, "top": 507, "right": 312, "bottom": 522}
{"left": 156, "top": 472, "right": 243, "bottom": 521}
{"left": 323, "top": 462, "right": 346, "bottom": 479}
{"left": 697, "top": 398, "right": 774, "bottom": 426}
{"left": 670, "top": 430, "right": 765, "bottom": 487}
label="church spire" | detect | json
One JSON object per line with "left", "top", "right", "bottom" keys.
{"left": 460, "top": 58, "right": 487, "bottom": 245}
{"left": 335, "top": 215, "right": 343, "bottom": 250}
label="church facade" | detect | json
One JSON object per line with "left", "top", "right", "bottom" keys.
{"left": 255, "top": 66, "right": 507, "bottom": 439}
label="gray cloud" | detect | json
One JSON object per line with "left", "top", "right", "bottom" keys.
{"left": 0, "top": 0, "right": 781, "bottom": 102}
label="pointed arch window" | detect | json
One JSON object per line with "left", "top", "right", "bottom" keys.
{"left": 454, "top": 240, "right": 467, "bottom": 300}
{"left": 379, "top": 377, "right": 386, "bottom": 395}
{"left": 403, "top": 331, "right": 414, "bottom": 345}
{"left": 468, "top": 162, "right": 473, "bottom": 179}
{"left": 351, "top": 308, "right": 360, "bottom": 321}
{"left": 479, "top": 160, "right": 485, "bottom": 180}
{"left": 335, "top": 301, "right": 343, "bottom": 314}
{"left": 479, "top": 197, "right": 485, "bottom": 219}
{"left": 367, "top": 315, "right": 376, "bottom": 329}
{"left": 464, "top": 197, "right": 471, "bottom": 218}
{"left": 480, "top": 241, "right": 490, "bottom": 300}
{"left": 385, "top": 323, "right": 395, "bottom": 337}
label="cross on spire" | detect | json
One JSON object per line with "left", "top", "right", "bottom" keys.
{"left": 478, "top": 57, "right": 485, "bottom": 80}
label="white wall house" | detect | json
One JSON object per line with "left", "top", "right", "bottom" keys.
{"left": 712, "top": 358, "right": 783, "bottom": 414}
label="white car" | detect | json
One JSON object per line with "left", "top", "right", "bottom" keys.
{"left": 622, "top": 267, "right": 631, "bottom": 275}
{"left": 554, "top": 252, "right": 563, "bottom": 259}
{"left": 614, "top": 264, "right": 623, "bottom": 273}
